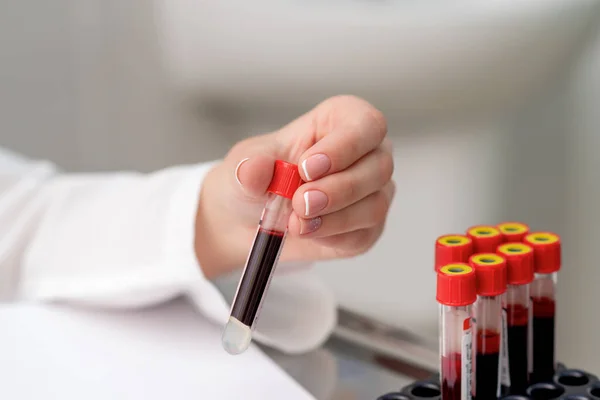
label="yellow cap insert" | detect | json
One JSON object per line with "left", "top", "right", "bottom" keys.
{"left": 498, "top": 242, "right": 532, "bottom": 255}
{"left": 440, "top": 264, "right": 473, "bottom": 275}
{"left": 470, "top": 253, "right": 504, "bottom": 266}
{"left": 438, "top": 235, "right": 470, "bottom": 247}
{"left": 498, "top": 222, "right": 528, "bottom": 234}
{"left": 468, "top": 226, "right": 500, "bottom": 238}
{"left": 525, "top": 232, "right": 559, "bottom": 245}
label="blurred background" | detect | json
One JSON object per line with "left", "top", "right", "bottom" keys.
{"left": 2, "top": 0, "right": 600, "bottom": 380}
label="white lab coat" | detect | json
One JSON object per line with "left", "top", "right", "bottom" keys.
{"left": 0, "top": 147, "right": 337, "bottom": 354}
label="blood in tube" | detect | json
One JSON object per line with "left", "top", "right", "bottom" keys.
{"left": 469, "top": 253, "right": 507, "bottom": 399}
{"left": 437, "top": 263, "right": 477, "bottom": 400}
{"left": 475, "top": 330, "right": 500, "bottom": 398}
{"left": 532, "top": 296, "right": 556, "bottom": 382}
{"left": 497, "top": 222, "right": 530, "bottom": 243}
{"left": 222, "top": 160, "right": 303, "bottom": 355}
{"left": 441, "top": 352, "right": 463, "bottom": 400}
{"left": 435, "top": 234, "right": 473, "bottom": 272}
{"left": 228, "top": 228, "right": 284, "bottom": 327}
{"left": 467, "top": 225, "right": 503, "bottom": 254}
{"left": 497, "top": 242, "right": 535, "bottom": 395}
{"left": 505, "top": 304, "right": 529, "bottom": 394}
{"left": 524, "top": 232, "right": 561, "bottom": 384}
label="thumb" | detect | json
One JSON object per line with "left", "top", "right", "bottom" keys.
{"left": 233, "top": 154, "right": 276, "bottom": 201}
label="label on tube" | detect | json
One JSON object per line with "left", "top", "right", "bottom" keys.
{"left": 499, "top": 308, "right": 511, "bottom": 390}
{"left": 528, "top": 298, "right": 533, "bottom": 374}
{"left": 462, "top": 317, "right": 473, "bottom": 400}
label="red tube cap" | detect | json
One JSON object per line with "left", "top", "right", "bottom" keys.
{"left": 467, "top": 225, "right": 503, "bottom": 253}
{"left": 524, "top": 232, "right": 561, "bottom": 274}
{"left": 469, "top": 253, "right": 507, "bottom": 296}
{"left": 267, "top": 160, "right": 304, "bottom": 199}
{"left": 435, "top": 234, "right": 473, "bottom": 271}
{"left": 497, "top": 222, "right": 530, "bottom": 242}
{"left": 497, "top": 242, "right": 535, "bottom": 285}
{"left": 436, "top": 263, "right": 477, "bottom": 306}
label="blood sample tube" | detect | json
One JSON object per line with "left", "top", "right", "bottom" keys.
{"left": 524, "top": 232, "right": 561, "bottom": 383}
{"left": 467, "top": 225, "right": 503, "bottom": 254}
{"left": 469, "top": 253, "right": 507, "bottom": 400}
{"left": 437, "top": 263, "right": 477, "bottom": 400}
{"left": 497, "top": 222, "right": 530, "bottom": 243}
{"left": 497, "top": 242, "right": 535, "bottom": 395}
{"left": 435, "top": 234, "right": 473, "bottom": 272}
{"left": 222, "top": 160, "right": 303, "bottom": 355}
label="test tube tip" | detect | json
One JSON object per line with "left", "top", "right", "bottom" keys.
{"left": 222, "top": 316, "right": 252, "bottom": 355}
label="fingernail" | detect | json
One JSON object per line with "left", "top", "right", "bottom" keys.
{"left": 301, "top": 154, "right": 331, "bottom": 181}
{"left": 300, "top": 217, "right": 322, "bottom": 235}
{"left": 234, "top": 158, "right": 249, "bottom": 186}
{"left": 303, "top": 190, "right": 328, "bottom": 216}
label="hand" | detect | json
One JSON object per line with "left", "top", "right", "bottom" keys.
{"left": 195, "top": 95, "right": 395, "bottom": 279}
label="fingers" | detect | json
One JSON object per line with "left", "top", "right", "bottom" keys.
{"left": 316, "top": 224, "right": 386, "bottom": 259}
{"left": 297, "top": 96, "right": 388, "bottom": 182}
{"left": 292, "top": 146, "right": 394, "bottom": 218}
{"left": 288, "top": 181, "right": 395, "bottom": 238}
{"left": 232, "top": 154, "right": 276, "bottom": 202}
{"left": 381, "top": 137, "right": 393, "bottom": 154}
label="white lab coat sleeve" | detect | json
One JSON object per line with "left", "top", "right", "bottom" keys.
{"left": 0, "top": 148, "right": 336, "bottom": 354}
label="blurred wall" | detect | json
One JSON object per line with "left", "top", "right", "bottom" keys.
{"left": 1, "top": 0, "right": 599, "bottom": 372}
{"left": 560, "top": 23, "right": 600, "bottom": 372}
{"left": 0, "top": 0, "right": 233, "bottom": 172}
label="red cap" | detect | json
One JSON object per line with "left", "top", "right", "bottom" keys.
{"left": 524, "top": 232, "right": 561, "bottom": 274}
{"left": 267, "top": 160, "right": 304, "bottom": 199}
{"left": 497, "top": 222, "right": 530, "bottom": 242}
{"left": 469, "top": 253, "right": 507, "bottom": 296}
{"left": 497, "top": 242, "right": 535, "bottom": 285}
{"left": 467, "top": 225, "right": 503, "bottom": 253}
{"left": 436, "top": 263, "right": 477, "bottom": 306}
{"left": 434, "top": 234, "right": 473, "bottom": 271}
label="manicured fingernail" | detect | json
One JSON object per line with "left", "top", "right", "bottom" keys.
{"left": 303, "top": 190, "right": 328, "bottom": 216}
{"left": 301, "top": 154, "right": 331, "bottom": 181}
{"left": 234, "top": 158, "right": 249, "bottom": 186}
{"left": 300, "top": 217, "right": 322, "bottom": 235}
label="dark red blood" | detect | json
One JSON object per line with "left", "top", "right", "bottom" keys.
{"left": 476, "top": 329, "right": 500, "bottom": 355}
{"left": 531, "top": 297, "right": 556, "bottom": 383}
{"left": 442, "top": 353, "right": 463, "bottom": 400}
{"left": 230, "top": 228, "right": 284, "bottom": 326}
{"left": 504, "top": 304, "right": 529, "bottom": 394}
{"left": 506, "top": 303, "right": 528, "bottom": 327}
{"left": 475, "top": 329, "right": 500, "bottom": 399}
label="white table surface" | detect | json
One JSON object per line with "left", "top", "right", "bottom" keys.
{"left": 0, "top": 299, "right": 314, "bottom": 400}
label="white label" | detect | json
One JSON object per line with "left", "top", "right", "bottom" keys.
{"left": 499, "top": 308, "right": 511, "bottom": 392}
{"left": 528, "top": 299, "right": 533, "bottom": 375}
{"left": 471, "top": 316, "right": 477, "bottom": 397}
{"left": 461, "top": 317, "right": 473, "bottom": 400}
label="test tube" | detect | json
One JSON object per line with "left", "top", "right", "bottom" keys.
{"left": 435, "top": 234, "right": 473, "bottom": 272}
{"left": 437, "top": 263, "right": 477, "bottom": 400}
{"left": 469, "top": 253, "right": 507, "bottom": 400}
{"left": 222, "top": 160, "right": 303, "bottom": 355}
{"left": 497, "top": 242, "right": 535, "bottom": 395}
{"left": 524, "top": 232, "right": 561, "bottom": 383}
{"left": 497, "top": 222, "right": 530, "bottom": 243}
{"left": 467, "top": 225, "right": 503, "bottom": 254}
